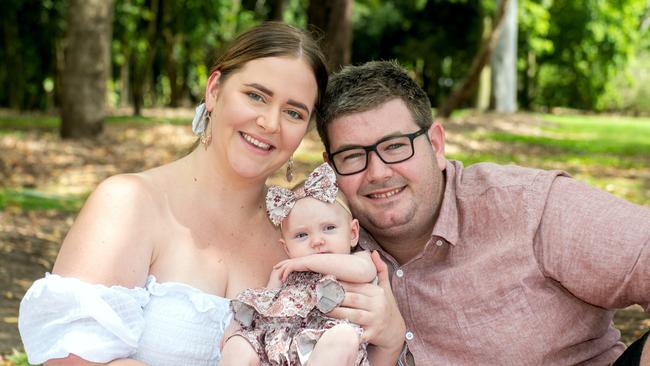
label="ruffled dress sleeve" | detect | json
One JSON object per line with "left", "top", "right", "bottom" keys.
{"left": 18, "top": 273, "right": 150, "bottom": 365}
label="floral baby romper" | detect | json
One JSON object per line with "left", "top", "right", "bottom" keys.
{"left": 230, "top": 271, "right": 369, "bottom": 366}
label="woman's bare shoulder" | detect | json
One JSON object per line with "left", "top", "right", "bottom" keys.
{"left": 52, "top": 173, "right": 165, "bottom": 287}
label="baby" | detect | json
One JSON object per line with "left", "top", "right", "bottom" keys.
{"left": 221, "top": 163, "right": 376, "bottom": 366}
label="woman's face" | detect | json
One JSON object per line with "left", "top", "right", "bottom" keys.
{"left": 205, "top": 57, "right": 318, "bottom": 181}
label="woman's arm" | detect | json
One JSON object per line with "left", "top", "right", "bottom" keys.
{"left": 41, "top": 174, "right": 159, "bottom": 366}
{"left": 53, "top": 174, "right": 158, "bottom": 286}
{"left": 273, "top": 251, "right": 376, "bottom": 283}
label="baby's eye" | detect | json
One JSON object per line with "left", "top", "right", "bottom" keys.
{"left": 324, "top": 225, "right": 337, "bottom": 231}
{"left": 246, "top": 92, "right": 264, "bottom": 102}
{"left": 294, "top": 232, "right": 308, "bottom": 239}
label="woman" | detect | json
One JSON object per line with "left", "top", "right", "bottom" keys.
{"left": 18, "top": 21, "right": 328, "bottom": 366}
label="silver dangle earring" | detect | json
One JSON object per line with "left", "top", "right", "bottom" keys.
{"left": 286, "top": 157, "right": 295, "bottom": 182}
{"left": 200, "top": 113, "right": 212, "bottom": 148}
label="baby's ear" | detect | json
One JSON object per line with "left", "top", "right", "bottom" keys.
{"left": 350, "top": 219, "right": 360, "bottom": 248}
{"left": 279, "top": 238, "right": 290, "bottom": 256}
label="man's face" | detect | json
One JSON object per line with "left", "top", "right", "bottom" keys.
{"left": 325, "top": 98, "right": 446, "bottom": 241}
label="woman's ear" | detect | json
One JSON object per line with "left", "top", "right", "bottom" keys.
{"left": 428, "top": 121, "right": 447, "bottom": 171}
{"left": 205, "top": 70, "right": 222, "bottom": 112}
{"left": 350, "top": 218, "right": 360, "bottom": 248}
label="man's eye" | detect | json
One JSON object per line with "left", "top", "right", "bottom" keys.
{"left": 342, "top": 151, "right": 365, "bottom": 161}
{"left": 384, "top": 142, "right": 407, "bottom": 150}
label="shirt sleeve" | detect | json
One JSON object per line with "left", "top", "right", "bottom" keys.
{"left": 18, "top": 273, "right": 150, "bottom": 365}
{"left": 533, "top": 176, "right": 650, "bottom": 311}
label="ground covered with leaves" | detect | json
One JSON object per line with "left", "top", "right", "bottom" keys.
{"left": 0, "top": 110, "right": 648, "bottom": 363}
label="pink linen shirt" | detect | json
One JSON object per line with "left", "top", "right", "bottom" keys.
{"left": 359, "top": 160, "right": 650, "bottom": 365}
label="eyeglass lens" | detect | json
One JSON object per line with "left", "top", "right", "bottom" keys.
{"left": 332, "top": 135, "right": 415, "bottom": 175}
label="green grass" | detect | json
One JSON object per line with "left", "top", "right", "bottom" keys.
{"left": 485, "top": 114, "right": 650, "bottom": 157}
{"left": 1, "top": 350, "right": 33, "bottom": 366}
{"left": 0, "top": 189, "right": 86, "bottom": 212}
{"left": 447, "top": 113, "right": 650, "bottom": 206}
{"left": 0, "top": 115, "right": 187, "bottom": 132}
{"left": 460, "top": 114, "right": 650, "bottom": 171}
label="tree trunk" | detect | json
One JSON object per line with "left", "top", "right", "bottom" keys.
{"left": 132, "top": 0, "right": 160, "bottom": 116}
{"left": 60, "top": 0, "right": 115, "bottom": 138}
{"left": 269, "top": 0, "right": 286, "bottom": 20}
{"left": 307, "top": 0, "right": 353, "bottom": 72}
{"left": 120, "top": 49, "right": 131, "bottom": 108}
{"left": 437, "top": 0, "right": 510, "bottom": 118}
{"left": 491, "top": 0, "right": 518, "bottom": 113}
{"left": 3, "top": 8, "right": 25, "bottom": 110}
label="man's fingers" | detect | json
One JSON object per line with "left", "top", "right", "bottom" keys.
{"left": 339, "top": 281, "right": 379, "bottom": 294}
{"left": 371, "top": 250, "right": 391, "bottom": 287}
{"left": 327, "top": 306, "right": 372, "bottom": 326}
{"left": 339, "top": 291, "right": 369, "bottom": 309}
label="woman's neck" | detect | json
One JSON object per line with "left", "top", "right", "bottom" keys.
{"left": 183, "top": 146, "right": 268, "bottom": 218}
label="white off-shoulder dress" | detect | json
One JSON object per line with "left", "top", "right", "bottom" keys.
{"left": 18, "top": 274, "right": 232, "bottom": 366}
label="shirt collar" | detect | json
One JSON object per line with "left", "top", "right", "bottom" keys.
{"left": 430, "top": 160, "right": 461, "bottom": 246}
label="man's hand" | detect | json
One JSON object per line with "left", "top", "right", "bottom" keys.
{"left": 328, "top": 251, "right": 406, "bottom": 354}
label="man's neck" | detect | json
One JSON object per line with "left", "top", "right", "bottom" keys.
{"left": 373, "top": 221, "right": 435, "bottom": 265}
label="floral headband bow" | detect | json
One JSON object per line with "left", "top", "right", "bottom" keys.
{"left": 266, "top": 163, "right": 351, "bottom": 226}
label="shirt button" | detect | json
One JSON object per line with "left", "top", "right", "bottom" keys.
{"left": 405, "top": 331, "right": 414, "bottom": 340}
{"left": 435, "top": 239, "right": 443, "bottom": 246}
{"left": 395, "top": 269, "right": 404, "bottom": 278}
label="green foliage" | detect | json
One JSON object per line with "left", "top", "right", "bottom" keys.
{"left": 528, "top": 0, "right": 648, "bottom": 111}
{"left": 353, "top": 0, "right": 484, "bottom": 106}
{"left": 0, "top": 0, "right": 66, "bottom": 110}
{"left": 1, "top": 0, "right": 649, "bottom": 112}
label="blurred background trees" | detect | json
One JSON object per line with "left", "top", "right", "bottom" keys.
{"left": 0, "top": 0, "right": 649, "bottom": 137}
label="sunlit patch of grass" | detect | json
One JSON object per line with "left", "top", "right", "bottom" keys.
{"left": 0, "top": 115, "right": 187, "bottom": 133}
{"left": 576, "top": 175, "right": 650, "bottom": 206}
{"left": 0, "top": 116, "right": 59, "bottom": 131}
{"left": 447, "top": 152, "right": 518, "bottom": 166}
{"left": 484, "top": 132, "right": 650, "bottom": 157}
{"left": 294, "top": 149, "right": 324, "bottom": 164}
{"left": 106, "top": 116, "right": 187, "bottom": 125}
{"left": 0, "top": 189, "right": 85, "bottom": 212}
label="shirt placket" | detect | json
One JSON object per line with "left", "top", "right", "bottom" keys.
{"left": 391, "top": 236, "right": 448, "bottom": 365}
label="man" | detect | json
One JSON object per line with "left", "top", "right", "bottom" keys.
{"left": 317, "top": 60, "right": 650, "bottom": 365}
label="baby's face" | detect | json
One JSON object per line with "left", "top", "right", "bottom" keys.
{"left": 280, "top": 197, "right": 358, "bottom": 258}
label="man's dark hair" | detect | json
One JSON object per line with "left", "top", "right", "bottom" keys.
{"left": 316, "top": 60, "right": 433, "bottom": 153}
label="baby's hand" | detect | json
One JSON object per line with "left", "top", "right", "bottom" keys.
{"left": 220, "top": 321, "right": 241, "bottom": 351}
{"left": 273, "top": 258, "right": 310, "bottom": 282}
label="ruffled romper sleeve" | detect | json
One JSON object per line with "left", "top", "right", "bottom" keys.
{"left": 18, "top": 273, "right": 150, "bottom": 365}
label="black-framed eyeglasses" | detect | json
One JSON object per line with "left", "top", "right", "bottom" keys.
{"left": 328, "top": 127, "right": 428, "bottom": 176}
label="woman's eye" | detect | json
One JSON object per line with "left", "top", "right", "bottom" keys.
{"left": 286, "top": 109, "right": 304, "bottom": 121}
{"left": 246, "top": 92, "right": 264, "bottom": 102}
